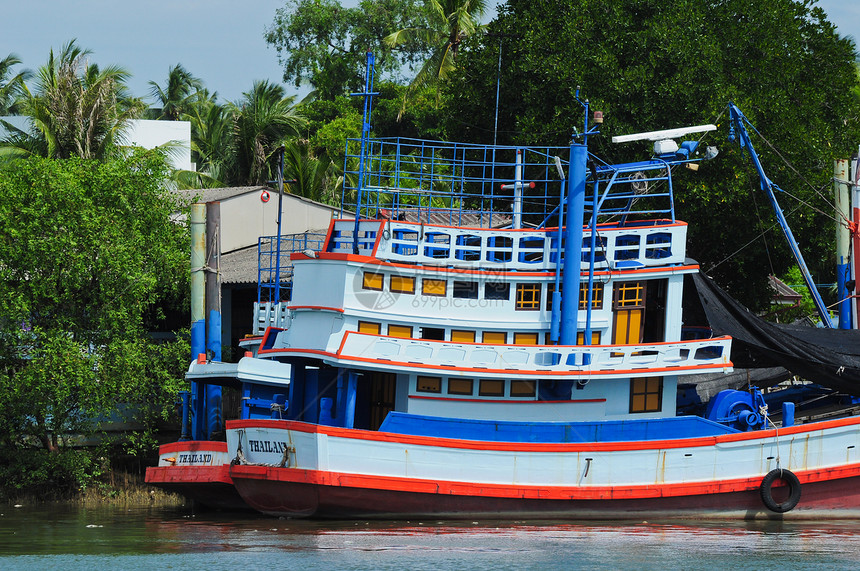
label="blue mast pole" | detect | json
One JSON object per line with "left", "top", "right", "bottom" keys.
{"left": 352, "top": 52, "right": 378, "bottom": 254}
{"left": 728, "top": 103, "right": 833, "bottom": 328}
{"left": 560, "top": 144, "right": 587, "bottom": 345}
{"left": 273, "top": 147, "right": 285, "bottom": 301}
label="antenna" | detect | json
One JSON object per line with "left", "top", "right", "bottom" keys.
{"left": 611, "top": 124, "right": 716, "bottom": 144}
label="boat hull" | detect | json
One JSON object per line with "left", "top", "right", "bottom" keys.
{"left": 229, "top": 465, "right": 860, "bottom": 520}
{"left": 226, "top": 417, "right": 860, "bottom": 519}
{"left": 145, "top": 441, "right": 249, "bottom": 510}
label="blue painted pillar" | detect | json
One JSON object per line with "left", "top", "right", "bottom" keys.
{"left": 190, "top": 203, "right": 207, "bottom": 440}
{"left": 835, "top": 159, "right": 852, "bottom": 329}
{"left": 560, "top": 144, "right": 587, "bottom": 345}
{"left": 205, "top": 202, "right": 222, "bottom": 436}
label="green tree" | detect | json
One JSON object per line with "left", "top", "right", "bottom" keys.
{"left": 385, "top": 0, "right": 488, "bottom": 115}
{"left": 148, "top": 63, "right": 205, "bottom": 121}
{"left": 1, "top": 40, "right": 146, "bottom": 160}
{"left": 445, "top": 0, "right": 860, "bottom": 310}
{"left": 0, "top": 150, "right": 189, "bottom": 494}
{"left": 228, "top": 80, "right": 306, "bottom": 186}
{"left": 265, "top": 0, "right": 431, "bottom": 100}
{"left": 0, "top": 53, "right": 29, "bottom": 115}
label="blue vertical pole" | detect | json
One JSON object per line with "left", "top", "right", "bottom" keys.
{"left": 190, "top": 203, "right": 207, "bottom": 440}
{"left": 836, "top": 159, "right": 852, "bottom": 329}
{"left": 205, "top": 201, "right": 222, "bottom": 436}
{"left": 352, "top": 52, "right": 377, "bottom": 253}
{"left": 560, "top": 143, "right": 587, "bottom": 345}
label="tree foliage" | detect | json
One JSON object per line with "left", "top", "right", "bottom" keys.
{"left": 445, "top": 0, "right": 860, "bottom": 310}
{"left": 265, "top": 0, "right": 432, "bottom": 100}
{"left": 148, "top": 63, "right": 205, "bottom": 121}
{"left": 385, "top": 0, "right": 488, "bottom": 114}
{"left": 0, "top": 53, "right": 29, "bottom": 115}
{"left": 0, "top": 150, "right": 189, "bottom": 493}
{"left": 2, "top": 40, "right": 145, "bottom": 160}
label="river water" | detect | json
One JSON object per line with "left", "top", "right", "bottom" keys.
{"left": 3, "top": 503, "right": 860, "bottom": 570}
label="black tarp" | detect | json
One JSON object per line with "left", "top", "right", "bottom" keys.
{"left": 691, "top": 272, "right": 860, "bottom": 395}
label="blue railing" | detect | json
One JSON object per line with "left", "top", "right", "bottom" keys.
{"left": 257, "top": 232, "right": 326, "bottom": 303}
{"left": 340, "top": 137, "right": 681, "bottom": 229}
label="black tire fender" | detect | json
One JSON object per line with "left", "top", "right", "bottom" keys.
{"left": 760, "top": 468, "right": 801, "bottom": 513}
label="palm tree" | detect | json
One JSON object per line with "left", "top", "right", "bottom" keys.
{"left": 282, "top": 139, "right": 341, "bottom": 204}
{"left": 179, "top": 90, "right": 233, "bottom": 188}
{"left": 229, "top": 80, "right": 306, "bottom": 186}
{"left": 0, "top": 53, "right": 29, "bottom": 115}
{"left": 385, "top": 0, "right": 488, "bottom": 116}
{"left": 2, "top": 40, "right": 145, "bottom": 160}
{"left": 148, "top": 64, "right": 204, "bottom": 120}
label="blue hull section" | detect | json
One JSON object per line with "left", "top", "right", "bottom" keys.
{"left": 378, "top": 412, "right": 740, "bottom": 443}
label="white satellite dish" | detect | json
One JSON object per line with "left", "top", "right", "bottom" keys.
{"left": 611, "top": 124, "right": 717, "bottom": 144}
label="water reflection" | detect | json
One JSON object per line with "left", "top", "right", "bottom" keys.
{"left": 3, "top": 504, "right": 860, "bottom": 569}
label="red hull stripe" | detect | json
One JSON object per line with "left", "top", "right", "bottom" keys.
{"left": 226, "top": 415, "right": 860, "bottom": 453}
{"left": 228, "top": 462, "right": 860, "bottom": 501}
{"left": 145, "top": 465, "right": 233, "bottom": 485}
{"left": 157, "top": 441, "right": 228, "bottom": 455}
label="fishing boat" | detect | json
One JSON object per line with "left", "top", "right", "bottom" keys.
{"left": 152, "top": 53, "right": 860, "bottom": 518}
{"left": 209, "top": 57, "right": 860, "bottom": 520}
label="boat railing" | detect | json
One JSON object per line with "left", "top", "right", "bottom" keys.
{"left": 257, "top": 231, "right": 327, "bottom": 303}
{"left": 341, "top": 138, "right": 680, "bottom": 229}
{"left": 252, "top": 302, "right": 291, "bottom": 335}
{"left": 335, "top": 332, "right": 732, "bottom": 377}
{"left": 325, "top": 219, "right": 687, "bottom": 270}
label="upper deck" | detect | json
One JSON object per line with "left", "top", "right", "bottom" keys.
{"left": 324, "top": 217, "right": 687, "bottom": 271}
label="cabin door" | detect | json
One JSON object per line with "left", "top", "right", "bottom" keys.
{"left": 612, "top": 281, "right": 645, "bottom": 344}
{"left": 369, "top": 372, "right": 396, "bottom": 431}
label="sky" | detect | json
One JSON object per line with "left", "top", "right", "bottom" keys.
{"left": 2, "top": 1, "right": 859, "bottom": 106}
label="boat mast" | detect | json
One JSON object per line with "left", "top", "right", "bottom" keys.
{"left": 352, "top": 52, "right": 378, "bottom": 253}
{"left": 728, "top": 103, "right": 834, "bottom": 328}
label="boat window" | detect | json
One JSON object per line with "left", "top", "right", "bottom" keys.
{"left": 614, "top": 281, "right": 645, "bottom": 308}
{"left": 358, "top": 321, "right": 381, "bottom": 335}
{"left": 486, "top": 236, "right": 513, "bottom": 262}
{"left": 547, "top": 282, "right": 603, "bottom": 311}
{"left": 515, "top": 283, "right": 542, "bottom": 310}
{"left": 615, "top": 234, "right": 641, "bottom": 260}
{"left": 576, "top": 331, "right": 602, "bottom": 345}
{"left": 422, "top": 278, "right": 447, "bottom": 297}
{"left": 451, "top": 330, "right": 476, "bottom": 343}
{"left": 392, "top": 229, "right": 418, "bottom": 255}
{"left": 421, "top": 327, "right": 445, "bottom": 340}
{"left": 645, "top": 232, "right": 672, "bottom": 259}
{"left": 482, "top": 331, "right": 507, "bottom": 344}
{"left": 362, "top": 272, "right": 384, "bottom": 291}
{"left": 510, "top": 380, "right": 536, "bottom": 398}
{"left": 485, "top": 281, "right": 510, "bottom": 300}
{"left": 630, "top": 377, "right": 663, "bottom": 413}
{"left": 416, "top": 376, "right": 442, "bottom": 393}
{"left": 478, "top": 379, "right": 505, "bottom": 397}
{"left": 579, "top": 282, "right": 604, "bottom": 309}
{"left": 391, "top": 274, "right": 415, "bottom": 294}
{"left": 513, "top": 332, "right": 539, "bottom": 345}
{"left": 447, "top": 378, "right": 474, "bottom": 396}
{"left": 453, "top": 281, "right": 478, "bottom": 299}
{"left": 455, "top": 234, "right": 482, "bottom": 261}
{"left": 518, "top": 237, "right": 545, "bottom": 263}
{"left": 388, "top": 324, "right": 412, "bottom": 338}
{"left": 424, "top": 232, "right": 451, "bottom": 259}
{"left": 581, "top": 235, "right": 607, "bottom": 263}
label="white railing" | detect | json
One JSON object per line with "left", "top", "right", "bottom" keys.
{"left": 253, "top": 302, "right": 291, "bottom": 335}
{"left": 334, "top": 332, "right": 732, "bottom": 379}
{"left": 326, "top": 219, "right": 687, "bottom": 271}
